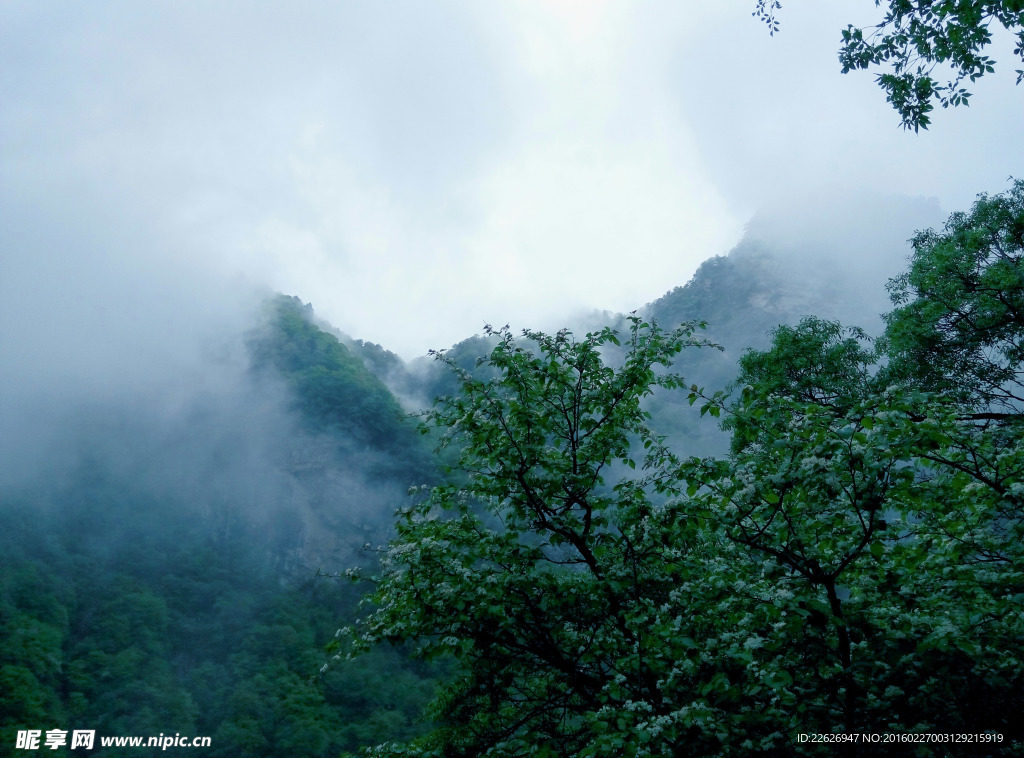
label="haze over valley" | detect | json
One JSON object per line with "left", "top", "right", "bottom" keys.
{"left": 3, "top": 1, "right": 1022, "bottom": 755}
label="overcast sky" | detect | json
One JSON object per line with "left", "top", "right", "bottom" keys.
{"left": 2, "top": 1, "right": 1022, "bottom": 362}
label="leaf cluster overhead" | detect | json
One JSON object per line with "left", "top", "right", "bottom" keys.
{"left": 755, "top": 0, "right": 1024, "bottom": 130}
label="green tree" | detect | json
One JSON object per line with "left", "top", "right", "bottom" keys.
{"left": 880, "top": 180, "right": 1024, "bottom": 648}
{"left": 341, "top": 188, "right": 1024, "bottom": 755}
{"left": 339, "top": 320, "right": 797, "bottom": 756}
{"left": 755, "top": 0, "right": 1024, "bottom": 130}
{"left": 684, "top": 317, "right": 1024, "bottom": 743}
{"left": 722, "top": 317, "right": 876, "bottom": 454}
{"left": 883, "top": 179, "right": 1024, "bottom": 411}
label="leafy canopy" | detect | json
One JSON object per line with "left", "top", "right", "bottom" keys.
{"left": 883, "top": 178, "right": 1024, "bottom": 411}
{"left": 755, "top": 0, "right": 1024, "bottom": 130}
{"left": 341, "top": 183, "right": 1024, "bottom": 755}
{"left": 339, "top": 319, "right": 783, "bottom": 757}
{"left": 690, "top": 314, "right": 1023, "bottom": 740}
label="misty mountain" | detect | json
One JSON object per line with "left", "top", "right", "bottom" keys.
{"left": 0, "top": 294, "right": 438, "bottom": 756}
{"left": 243, "top": 294, "right": 434, "bottom": 570}
{"left": 630, "top": 189, "right": 944, "bottom": 457}
{"left": 1, "top": 188, "right": 948, "bottom": 755}
{"left": 349, "top": 189, "right": 943, "bottom": 459}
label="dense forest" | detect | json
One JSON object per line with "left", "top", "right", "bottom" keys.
{"left": 0, "top": 296, "right": 440, "bottom": 756}
{"left": 3, "top": 0, "right": 1022, "bottom": 754}
{"left": 4, "top": 184, "right": 1022, "bottom": 755}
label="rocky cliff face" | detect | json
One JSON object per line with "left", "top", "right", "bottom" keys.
{"left": 631, "top": 190, "right": 945, "bottom": 459}
{"left": 236, "top": 295, "right": 434, "bottom": 579}
{"left": 269, "top": 433, "right": 422, "bottom": 578}
{"left": 648, "top": 190, "right": 943, "bottom": 352}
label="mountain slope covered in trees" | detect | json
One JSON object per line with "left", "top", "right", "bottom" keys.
{"left": 0, "top": 295, "right": 438, "bottom": 756}
{"left": 4, "top": 188, "right": 1000, "bottom": 757}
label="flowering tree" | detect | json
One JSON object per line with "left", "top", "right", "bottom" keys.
{"left": 684, "top": 316, "right": 1024, "bottom": 743}
{"left": 338, "top": 320, "right": 800, "bottom": 756}
{"left": 339, "top": 185, "right": 1024, "bottom": 755}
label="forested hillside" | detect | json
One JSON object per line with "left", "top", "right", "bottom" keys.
{"left": 4, "top": 0, "right": 1020, "bottom": 753}
{"left": 0, "top": 296, "right": 438, "bottom": 756}
{"left": 4, "top": 188, "right": 1020, "bottom": 756}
